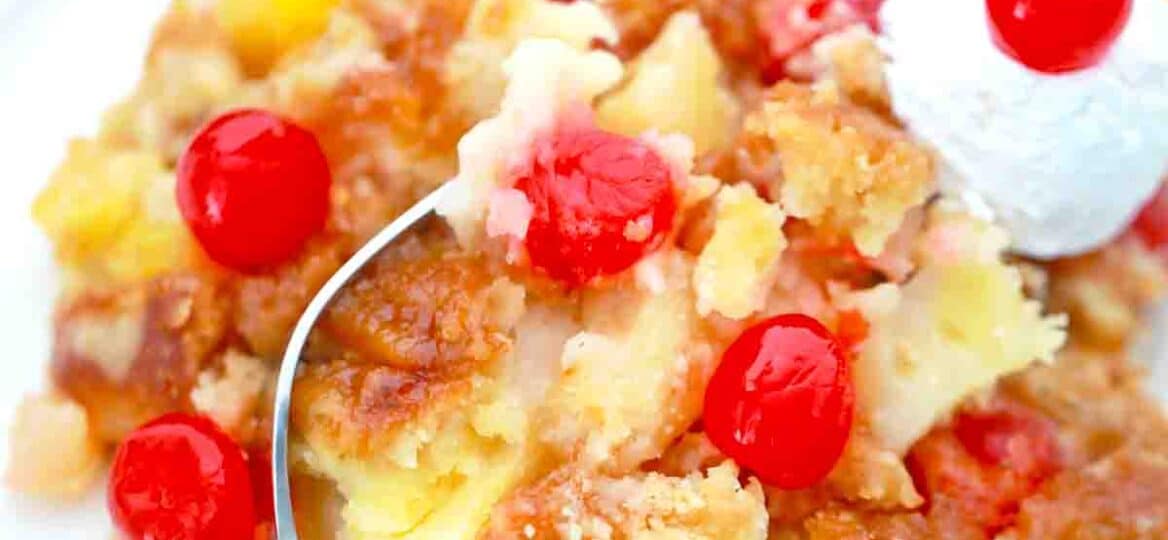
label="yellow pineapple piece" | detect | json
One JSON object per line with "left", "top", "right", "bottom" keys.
{"left": 217, "top": 0, "right": 340, "bottom": 74}
{"left": 597, "top": 11, "right": 739, "bottom": 155}
{"left": 539, "top": 252, "right": 713, "bottom": 470}
{"left": 694, "top": 183, "right": 787, "bottom": 319}
{"left": 32, "top": 140, "right": 196, "bottom": 284}
{"left": 841, "top": 207, "right": 1066, "bottom": 453}
{"left": 103, "top": 172, "right": 198, "bottom": 282}
{"left": 33, "top": 140, "right": 160, "bottom": 265}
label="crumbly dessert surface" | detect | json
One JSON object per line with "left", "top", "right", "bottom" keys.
{"left": 10, "top": 1, "right": 1168, "bottom": 539}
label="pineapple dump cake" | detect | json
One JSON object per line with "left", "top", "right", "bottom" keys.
{"left": 7, "top": 0, "right": 1167, "bottom": 539}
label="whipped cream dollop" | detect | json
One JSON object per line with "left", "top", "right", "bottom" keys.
{"left": 881, "top": 0, "right": 1168, "bottom": 258}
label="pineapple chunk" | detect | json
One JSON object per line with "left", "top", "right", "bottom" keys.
{"left": 33, "top": 140, "right": 196, "bottom": 283}
{"left": 539, "top": 253, "right": 711, "bottom": 470}
{"left": 596, "top": 11, "right": 739, "bottom": 155}
{"left": 841, "top": 209, "right": 1067, "bottom": 453}
{"left": 5, "top": 394, "right": 102, "bottom": 499}
{"left": 694, "top": 183, "right": 787, "bottom": 319}
{"left": 445, "top": 0, "right": 619, "bottom": 121}
{"left": 33, "top": 140, "right": 157, "bottom": 263}
{"left": 217, "top": 0, "right": 340, "bottom": 74}
{"left": 103, "top": 172, "right": 199, "bottom": 282}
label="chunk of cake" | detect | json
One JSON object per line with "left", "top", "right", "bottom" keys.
{"left": 7, "top": 1, "right": 1167, "bottom": 539}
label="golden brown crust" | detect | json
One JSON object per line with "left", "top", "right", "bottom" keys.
{"left": 741, "top": 83, "right": 934, "bottom": 256}
{"left": 1010, "top": 446, "right": 1168, "bottom": 539}
{"left": 1002, "top": 347, "right": 1168, "bottom": 464}
{"left": 233, "top": 239, "right": 345, "bottom": 359}
{"left": 51, "top": 274, "right": 230, "bottom": 442}
{"left": 1047, "top": 236, "right": 1168, "bottom": 351}
{"left": 483, "top": 462, "right": 768, "bottom": 540}
{"left": 292, "top": 227, "right": 511, "bottom": 460}
{"left": 17, "top": 1, "right": 1168, "bottom": 538}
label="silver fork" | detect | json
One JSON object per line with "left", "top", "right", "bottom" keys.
{"left": 270, "top": 182, "right": 452, "bottom": 539}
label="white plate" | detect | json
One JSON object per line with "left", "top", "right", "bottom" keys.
{"left": 0, "top": 2, "right": 1164, "bottom": 538}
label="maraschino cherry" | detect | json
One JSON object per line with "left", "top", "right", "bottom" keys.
{"left": 907, "top": 404, "right": 1062, "bottom": 535}
{"left": 514, "top": 125, "right": 677, "bottom": 287}
{"left": 108, "top": 413, "right": 257, "bottom": 540}
{"left": 177, "top": 109, "right": 331, "bottom": 273}
{"left": 703, "top": 314, "right": 854, "bottom": 489}
{"left": 987, "top": 0, "right": 1133, "bottom": 73}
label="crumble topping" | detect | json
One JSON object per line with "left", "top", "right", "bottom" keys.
{"left": 10, "top": 1, "right": 1168, "bottom": 538}
{"left": 5, "top": 394, "right": 102, "bottom": 500}
{"left": 484, "top": 462, "right": 769, "bottom": 539}
{"left": 694, "top": 183, "right": 787, "bottom": 319}
{"left": 744, "top": 82, "right": 934, "bottom": 256}
{"left": 189, "top": 350, "right": 272, "bottom": 440}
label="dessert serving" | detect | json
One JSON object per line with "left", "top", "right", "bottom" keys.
{"left": 6, "top": 0, "right": 1167, "bottom": 539}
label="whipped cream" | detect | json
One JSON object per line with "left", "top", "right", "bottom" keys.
{"left": 880, "top": 0, "right": 1168, "bottom": 257}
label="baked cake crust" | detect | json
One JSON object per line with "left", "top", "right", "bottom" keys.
{"left": 8, "top": 1, "right": 1167, "bottom": 539}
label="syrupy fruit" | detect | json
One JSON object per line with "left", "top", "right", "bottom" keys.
{"left": 514, "top": 126, "right": 677, "bottom": 287}
{"left": 759, "top": 0, "right": 884, "bottom": 83}
{"left": 177, "top": 108, "right": 332, "bottom": 273}
{"left": 703, "top": 314, "right": 854, "bottom": 489}
{"left": 986, "top": 0, "right": 1132, "bottom": 73}
{"left": 954, "top": 406, "right": 1062, "bottom": 482}
{"left": 108, "top": 413, "right": 256, "bottom": 540}
{"left": 907, "top": 403, "right": 1062, "bottom": 535}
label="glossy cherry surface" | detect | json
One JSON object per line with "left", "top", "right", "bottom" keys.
{"left": 986, "top": 0, "right": 1132, "bottom": 73}
{"left": 703, "top": 313, "right": 854, "bottom": 489}
{"left": 177, "top": 109, "right": 331, "bottom": 272}
{"left": 108, "top": 413, "right": 256, "bottom": 540}
{"left": 515, "top": 126, "right": 676, "bottom": 287}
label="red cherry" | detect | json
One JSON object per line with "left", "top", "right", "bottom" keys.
{"left": 986, "top": 0, "right": 1132, "bottom": 73}
{"left": 109, "top": 413, "right": 256, "bottom": 540}
{"left": 703, "top": 314, "right": 854, "bottom": 489}
{"left": 759, "top": 0, "right": 884, "bottom": 83}
{"left": 1132, "top": 182, "right": 1168, "bottom": 254}
{"left": 907, "top": 405, "right": 1062, "bottom": 535}
{"left": 177, "top": 109, "right": 332, "bottom": 272}
{"left": 514, "top": 126, "right": 676, "bottom": 287}
{"left": 247, "top": 446, "right": 275, "bottom": 524}
{"left": 953, "top": 406, "right": 1061, "bottom": 483}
